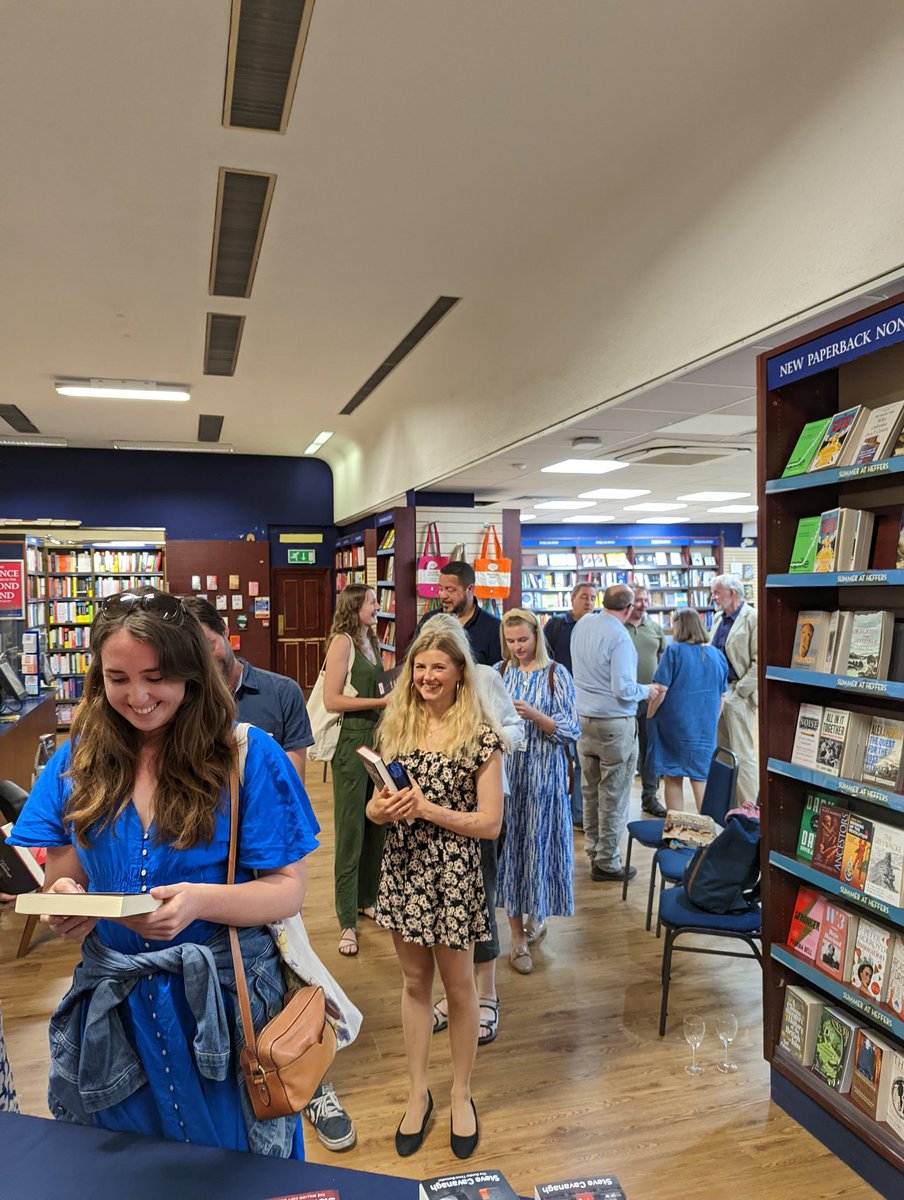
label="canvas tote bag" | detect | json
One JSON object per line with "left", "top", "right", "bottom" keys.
{"left": 416, "top": 522, "right": 448, "bottom": 598}
{"left": 307, "top": 634, "right": 356, "bottom": 762}
{"left": 474, "top": 524, "right": 511, "bottom": 599}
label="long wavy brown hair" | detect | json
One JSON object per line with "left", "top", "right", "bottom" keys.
{"left": 327, "top": 583, "right": 380, "bottom": 660}
{"left": 66, "top": 596, "right": 236, "bottom": 848}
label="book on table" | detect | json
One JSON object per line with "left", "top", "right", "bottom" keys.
{"left": 534, "top": 1176, "right": 626, "bottom": 1200}
{"left": 810, "top": 1006, "right": 861, "bottom": 1093}
{"left": 849, "top": 1027, "right": 897, "bottom": 1121}
{"left": 849, "top": 916, "right": 892, "bottom": 1004}
{"left": 863, "top": 821, "right": 904, "bottom": 908}
{"left": 788, "top": 515, "right": 822, "bottom": 573}
{"left": 15, "top": 891, "right": 162, "bottom": 918}
{"left": 0, "top": 823, "right": 45, "bottom": 893}
{"left": 859, "top": 715, "right": 904, "bottom": 793}
{"left": 781, "top": 417, "right": 832, "bottom": 476}
{"left": 806, "top": 405, "right": 866, "bottom": 472}
{"left": 778, "top": 983, "right": 826, "bottom": 1066}
{"left": 420, "top": 1170, "right": 518, "bottom": 1200}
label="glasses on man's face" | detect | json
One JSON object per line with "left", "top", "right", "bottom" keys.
{"left": 99, "top": 590, "right": 186, "bottom": 623}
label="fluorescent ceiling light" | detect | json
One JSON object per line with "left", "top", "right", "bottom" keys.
{"left": 578, "top": 487, "right": 651, "bottom": 500}
{"left": 113, "top": 441, "right": 235, "bottom": 453}
{"left": 533, "top": 500, "right": 597, "bottom": 510}
{"left": 540, "top": 459, "right": 628, "bottom": 475}
{"left": 635, "top": 517, "right": 691, "bottom": 524}
{"left": 561, "top": 515, "right": 615, "bottom": 523}
{"left": 520, "top": 513, "right": 537, "bottom": 522}
{"left": 707, "top": 504, "right": 759, "bottom": 513}
{"left": 56, "top": 378, "right": 190, "bottom": 401}
{"left": 304, "top": 431, "right": 334, "bottom": 455}
{"left": 623, "top": 502, "right": 688, "bottom": 512}
{"left": 0, "top": 435, "right": 68, "bottom": 447}
{"left": 678, "top": 491, "right": 751, "bottom": 502}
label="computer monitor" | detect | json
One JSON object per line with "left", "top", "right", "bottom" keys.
{"left": 0, "top": 654, "right": 26, "bottom": 703}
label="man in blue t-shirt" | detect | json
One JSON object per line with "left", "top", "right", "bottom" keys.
{"left": 182, "top": 597, "right": 354, "bottom": 1152}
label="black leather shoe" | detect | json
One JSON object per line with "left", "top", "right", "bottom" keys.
{"left": 642, "top": 799, "right": 667, "bottom": 818}
{"left": 395, "top": 1091, "right": 433, "bottom": 1157}
{"left": 591, "top": 864, "right": 637, "bottom": 882}
{"left": 450, "top": 1098, "right": 480, "bottom": 1159}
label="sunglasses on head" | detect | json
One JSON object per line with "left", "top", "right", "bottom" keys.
{"left": 99, "top": 590, "right": 186, "bottom": 623}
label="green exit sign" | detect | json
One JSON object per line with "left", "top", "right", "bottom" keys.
{"left": 288, "top": 549, "right": 316, "bottom": 565}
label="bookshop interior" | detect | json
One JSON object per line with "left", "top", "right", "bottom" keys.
{"left": 3, "top": 3, "right": 904, "bottom": 1198}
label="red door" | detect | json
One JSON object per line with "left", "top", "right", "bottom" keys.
{"left": 271, "top": 568, "right": 332, "bottom": 691}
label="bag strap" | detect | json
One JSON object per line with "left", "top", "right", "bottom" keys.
{"left": 421, "top": 522, "right": 440, "bottom": 557}
{"left": 480, "top": 524, "right": 502, "bottom": 559}
{"left": 226, "top": 742, "right": 262, "bottom": 1076}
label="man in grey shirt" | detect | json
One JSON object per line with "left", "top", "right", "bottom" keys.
{"left": 571, "top": 584, "right": 664, "bottom": 882}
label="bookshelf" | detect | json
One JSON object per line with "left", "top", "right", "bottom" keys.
{"left": 333, "top": 530, "right": 376, "bottom": 594}
{"left": 520, "top": 536, "right": 723, "bottom": 632}
{"left": 759, "top": 291, "right": 904, "bottom": 1190}
{"left": 373, "top": 507, "right": 416, "bottom": 669}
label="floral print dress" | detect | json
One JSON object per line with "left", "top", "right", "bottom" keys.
{"left": 375, "top": 724, "right": 502, "bottom": 951}
{"left": 0, "top": 1003, "right": 17, "bottom": 1113}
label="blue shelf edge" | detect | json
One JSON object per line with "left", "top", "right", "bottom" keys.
{"left": 771, "top": 945, "right": 904, "bottom": 1040}
{"left": 765, "top": 454, "right": 904, "bottom": 495}
{"left": 768, "top": 851, "right": 904, "bottom": 926}
{"left": 766, "top": 757, "right": 904, "bottom": 815}
{"left": 766, "top": 570, "right": 904, "bottom": 588}
{"left": 765, "top": 666, "right": 904, "bottom": 700}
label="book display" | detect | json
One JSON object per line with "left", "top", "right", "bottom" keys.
{"left": 520, "top": 536, "right": 722, "bottom": 631}
{"left": 333, "top": 530, "right": 376, "bottom": 594}
{"left": 372, "top": 507, "right": 416, "bottom": 670}
{"left": 761, "top": 293, "right": 904, "bottom": 1183}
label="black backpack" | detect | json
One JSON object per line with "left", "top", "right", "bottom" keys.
{"left": 682, "top": 813, "right": 761, "bottom": 914}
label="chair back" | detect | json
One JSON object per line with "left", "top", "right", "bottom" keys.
{"left": 0, "top": 780, "right": 29, "bottom": 824}
{"left": 700, "top": 747, "right": 738, "bottom": 826}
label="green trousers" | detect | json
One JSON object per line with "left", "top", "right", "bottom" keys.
{"left": 331, "top": 721, "right": 386, "bottom": 929}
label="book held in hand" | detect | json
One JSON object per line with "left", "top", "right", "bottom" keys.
{"left": 0, "top": 823, "right": 45, "bottom": 893}
{"left": 810, "top": 1006, "right": 861, "bottom": 1092}
{"left": 15, "top": 891, "right": 162, "bottom": 919}
{"left": 534, "top": 1176, "right": 626, "bottom": 1200}
{"left": 420, "top": 1169, "right": 518, "bottom": 1200}
{"left": 781, "top": 417, "right": 831, "bottom": 476}
{"left": 355, "top": 745, "right": 412, "bottom": 793}
{"left": 778, "top": 983, "right": 825, "bottom": 1066}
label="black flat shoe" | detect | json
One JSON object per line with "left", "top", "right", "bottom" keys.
{"left": 450, "top": 1098, "right": 479, "bottom": 1159}
{"left": 395, "top": 1091, "right": 433, "bottom": 1157}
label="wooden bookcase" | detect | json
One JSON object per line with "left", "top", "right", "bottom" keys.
{"left": 521, "top": 535, "right": 723, "bottom": 633}
{"left": 374, "top": 507, "right": 416, "bottom": 668}
{"left": 334, "top": 529, "right": 377, "bottom": 595}
{"left": 759, "top": 291, "right": 904, "bottom": 1188}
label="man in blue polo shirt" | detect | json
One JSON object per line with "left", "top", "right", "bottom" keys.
{"left": 411, "top": 560, "right": 502, "bottom": 665}
{"left": 182, "top": 597, "right": 355, "bottom": 1152}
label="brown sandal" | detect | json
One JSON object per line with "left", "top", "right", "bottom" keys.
{"left": 338, "top": 928, "right": 359, "bottom": 956}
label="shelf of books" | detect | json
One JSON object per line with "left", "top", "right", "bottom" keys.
{"left": 373, "top": 507, "right": 416, "bottom": 669}
{"left": 759, "top": 291, "right": 904, "bottom": 1185}
{"left": 520, "top": 536, "right": 722, "bottom": 631}
{"left": 333, "top": 530, "right": 376, "bottom": 595}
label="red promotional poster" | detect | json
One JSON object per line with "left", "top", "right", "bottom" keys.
{"left": 0, "top": 553, "right": 26, "bottom": 618}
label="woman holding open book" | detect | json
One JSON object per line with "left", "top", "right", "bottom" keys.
{"left": 321, "top": 583, "right": 390, "bottom": 958}
{"left": 646, "top": 607, "right": 728, "bottom": 811}
{"left": 366, "top": 621, "right": 503, "bottom": 1160}
{"left": 6, "top": 588, "right": 318, "bottom": 1157}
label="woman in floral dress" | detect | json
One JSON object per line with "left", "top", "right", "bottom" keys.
{"left": 368, "top": 622, "right": 503, "bottom": 1161}
{"left": 0, "top": 893, "right": 19, "bottom": 1112}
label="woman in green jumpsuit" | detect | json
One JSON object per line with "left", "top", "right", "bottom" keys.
{"left": 322, "top": 584, "right": 389, "bottom": 956}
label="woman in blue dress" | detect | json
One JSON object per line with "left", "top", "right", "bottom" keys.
{"left": 7, "top": 588, "right": 319, "bottom": 1157}
{"left": 495, "top": 609, "right": 580, "bottom": 975}
{"left": 646, "top": 608, "right": 728, "bottom": 812}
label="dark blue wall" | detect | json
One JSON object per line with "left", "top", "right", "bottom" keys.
{"left": 0, "top": 448, "right": 333, "bottom": 541}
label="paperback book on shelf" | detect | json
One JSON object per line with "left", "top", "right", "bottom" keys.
{"left": 786, "top": 884, "right": 827, "bottom": 964}
{"left": 790, "top": 611, "right": 831, "bottom": 671}
{"left": 849, "top": 917, "right": 892, "bottom": 1003}
{"left": 796, "top": 791, "right": 832, "bottom": 862}
{"left": 534, "top": 1177, "right": 626, "bottom": 1200}
{"left": 859, "top": 716, "right": 904, "bottom": 793}
{"left": 886, "top": 937, "right": 904, "bottom": 1016}
{"left": 781, "top": 417, "right": 832, "bottom": 476}
{"left": 778, "top": 984, "right": 826, "bottom": 1066}
{"left": 420, "top": 1170, "right": 518, "bottom": 1200}
{"left": 841, "top": 611, "right": 894, "bottom": 679}
{"left": 815, "top": 708, "right": 869, "bottom": 780}
{"left": 842, "top": 508, "right": 876, "bottom": 572}
{"left": 838, "top": 812, "right": 873, "bottom": 892}
{"left": 811, "top": 804, "right": 848, "bottom": 878}
{"left": 813, "top": 509, "right": 841, "bottom": 573}
{"left": 847, "top": 398, "right": 904, "bottom": 466}
{"left": 810, "top": 1006, "right": 861, "bottom": 1092}
{"left": 788, "top": 516, "right": 822, "bottom": 573}
{"left": 790, "top": 702, "right": 825, "bottom": 771}
{"left": 882, "top": 1049, "right": 904, "bottom": 1143}
{"left": 817, "top": 902, "right": 858, "bottom": 983}
{"left": 849, "top": 1027, "right": 897, "bottom": 1121}
{"left": 806, "top": 406, "right": 866, "bottom": 472}
{"left": 863, "top": 822, "right": 904, "bottom": 909}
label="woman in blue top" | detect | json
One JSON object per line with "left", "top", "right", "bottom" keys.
{"left": 646, "top": 607, "right": 729, "bottom": 811}
{"left": 8, "top": 588, "right": 319, "bottom": 1157}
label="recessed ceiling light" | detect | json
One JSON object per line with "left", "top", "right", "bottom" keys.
{"left": 533, "top": 500, "right": 597, "bottom": 510}
{"left": 56, "top": 378, "right": 191, "bottom": 401}
{"left": 520, "top": 513, "right": 537, "bottom": 522}
{"left": 635, "top": 517, "right": 691, "bottom": 524}
{"left": 540, "top": 459, "right": 628, "bottom": 475}
{"left": 561, "top": 515, "right": 615, "bottom": 523}
{"left": 677, "top": 491, "right": 751, "bottom": 502}
{"left": 707, "top": 504, "right": 759, "bottom": 513}
{"left": 113, "top": 441, "right": 235, "bottom": 453}
{"left": 623, "top": 502, "right": 688, "bottom": 512}
{"left": 0, "top": 435, "right": 68, "bottom": 447}
{"left": 578, "top": 487, "right": 651, "bottom": 500}
{"left": 304, "top": 431, "right": 334, "bottom": 455}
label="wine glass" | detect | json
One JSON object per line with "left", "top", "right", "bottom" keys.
{"left": 683, "top": 1014, "right": 705, "bottom": 1075}
{"left": 715, "top": 1011, "right": 739, "bottom": 1073}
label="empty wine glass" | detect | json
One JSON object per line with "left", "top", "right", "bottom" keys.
{"left": 715, "top": 1011, "right": 738, "bottom": 1073}
{"left": 683, "top": 1014, "right": 705, "bottom": 1075}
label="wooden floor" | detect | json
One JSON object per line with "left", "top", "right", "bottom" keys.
{"left": 0, "top": 773, "right": 878, "bottom": 1199}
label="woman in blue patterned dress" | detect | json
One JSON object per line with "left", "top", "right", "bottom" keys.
{"left": 7, "top": 588, "right": 319, "bottom": 1157}
{"left": 496, "top": 609, "right": 581, "bottom": 975}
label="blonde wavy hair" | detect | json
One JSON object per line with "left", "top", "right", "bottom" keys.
{"left": 327, "top": 583, "right": 380, "bottom": 660}
{"left": 378, "top": 618, "right": 485, "bottom": 760}
{"left": 500, "top": 608, "right": 551, "bottom": 668}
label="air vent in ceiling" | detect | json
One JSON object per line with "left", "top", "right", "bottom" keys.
{"left": 204, "top": 313, "right": 246, "bottom": 376}
{"left": 0, "top": 405, "right": 38, "bottom": 434}
{"left": 223, "top": 0, "right": 315, "bottom": 133}
{"left": 210, "top": 169, "right": 276, "bottom": 298}
{"left": 616, "top": 441, "right": 753, "bottom": 467}
{"left": 198, "top": 414, "right": 225, "bottom": 443}
{"left": 340, "top": 296, "right": 461, "bottom": 415}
